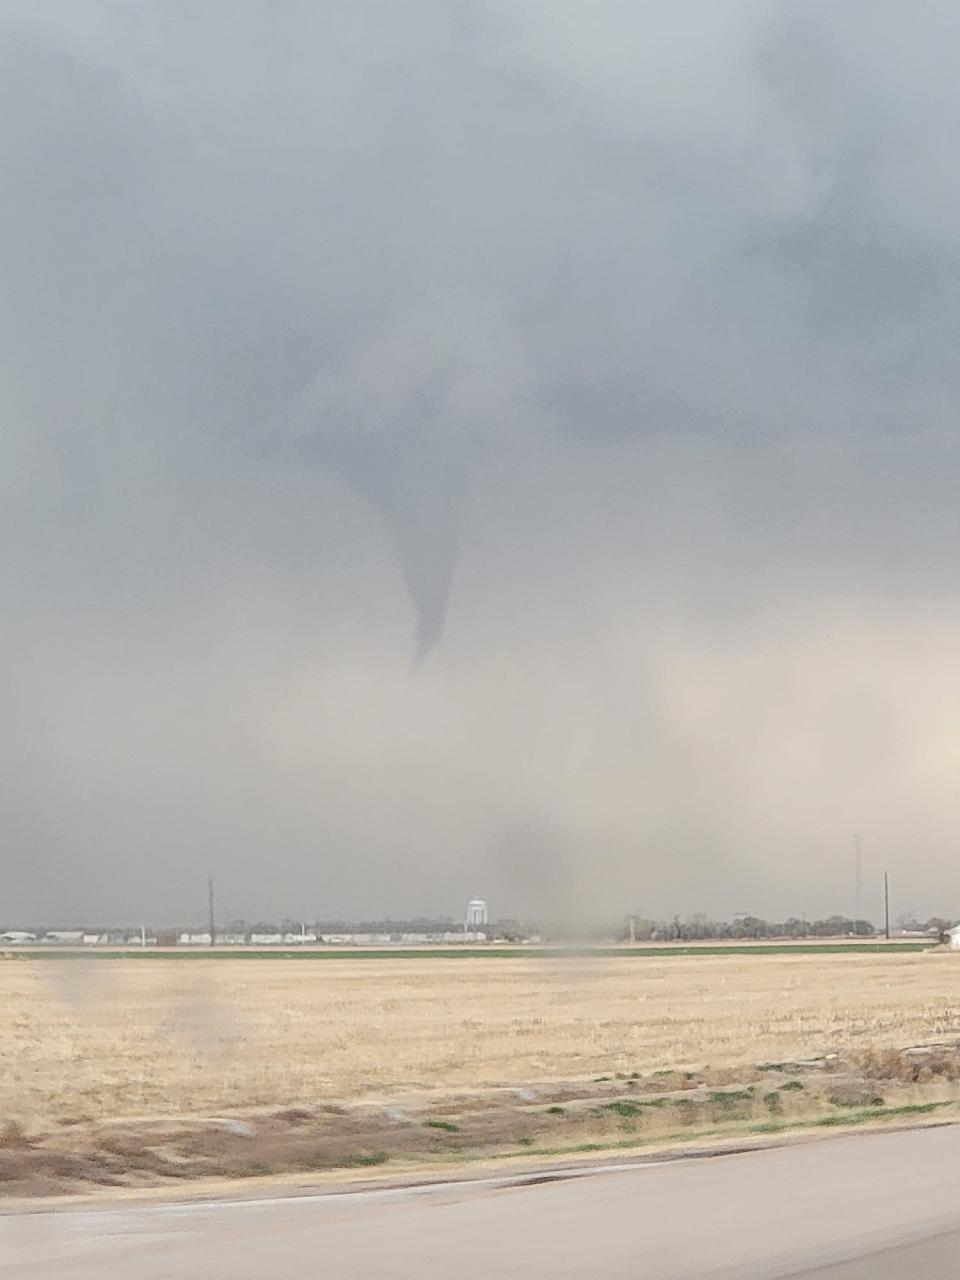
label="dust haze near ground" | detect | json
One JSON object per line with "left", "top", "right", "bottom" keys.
{"left": 3, "top": 2, "right": 960, "bottom": 924}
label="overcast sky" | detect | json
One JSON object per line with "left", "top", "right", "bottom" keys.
{"left": 3, "top": 1, "right": 960, "bottom": 927}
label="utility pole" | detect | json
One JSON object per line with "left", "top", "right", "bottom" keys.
{"left": 207, "top": 875, "right": 216, "bottom": 948}
{"left": 629, "top": 916, "right": 636, "bottom": 944}
{"left": 884, "top": 871, "right": 890, "bottom": 940}
{"left": 854, "top": 833, "right": 862, "bottom": 932}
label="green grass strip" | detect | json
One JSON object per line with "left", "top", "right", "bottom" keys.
{"left": 440, "top": 1101, "right": 958, "bottom": 1166}
{"left": 10, "top": 942, "right": 936, "bottom": 960}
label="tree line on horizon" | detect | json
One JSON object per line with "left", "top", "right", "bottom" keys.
{"left": 615, "top": 913, "right": 956, "bottom": 941}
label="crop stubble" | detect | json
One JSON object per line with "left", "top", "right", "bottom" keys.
{"left": 3, "top": 950, "right": 959, "bottom": 1129}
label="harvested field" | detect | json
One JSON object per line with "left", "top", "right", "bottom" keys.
{"left": 2, "top": 950, "right": 960, "bottom": 1194}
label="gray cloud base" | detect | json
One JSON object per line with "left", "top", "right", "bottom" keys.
{"left": 2, "top": 1, "right": 959, "bottom": 925}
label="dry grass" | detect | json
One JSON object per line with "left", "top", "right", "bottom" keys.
{"left": 3, "top": 950, "right": 960, "bottom": 1195}
{"left": 3, "top": 950, "right": 960, "bottom": 1131}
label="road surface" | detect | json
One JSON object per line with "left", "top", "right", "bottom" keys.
{"left": 3, "top": 1125, "right": 960, "bottom": 1278}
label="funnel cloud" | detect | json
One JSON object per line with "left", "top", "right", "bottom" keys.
{"left": 3, "top": 2, "right": 960, "bottom": 926}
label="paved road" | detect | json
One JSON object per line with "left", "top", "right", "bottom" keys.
{"left": 3, "top": 1126, "right": 960, "bottom": 1278}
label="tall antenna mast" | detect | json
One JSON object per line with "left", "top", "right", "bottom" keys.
{"left": 854, "top": 833, "right": 862, "bottom": 930}
{"left": 884, "top": 870, "right": 890, "bottom": 940}
{"left": 207, "top": 875, "right": 216, "bottom": 949}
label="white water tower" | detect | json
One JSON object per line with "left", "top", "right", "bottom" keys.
{"left": 466, "top": 898, "right": 488, "bottom": 930}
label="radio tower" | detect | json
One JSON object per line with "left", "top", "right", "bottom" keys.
{"left": 854, "top": 834, "right": 862, "bottom": 931}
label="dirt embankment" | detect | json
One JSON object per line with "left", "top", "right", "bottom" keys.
{"left": 3, "top": 1044, "right": 959, "bottom": 1197}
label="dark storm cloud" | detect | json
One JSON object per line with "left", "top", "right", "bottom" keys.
{"left": 3, "top": 1, "right": 960, "bottom": 925}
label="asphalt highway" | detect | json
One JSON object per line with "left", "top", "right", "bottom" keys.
{"left": 3, "top": 1125, "right": 960, "bottom": 1278}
